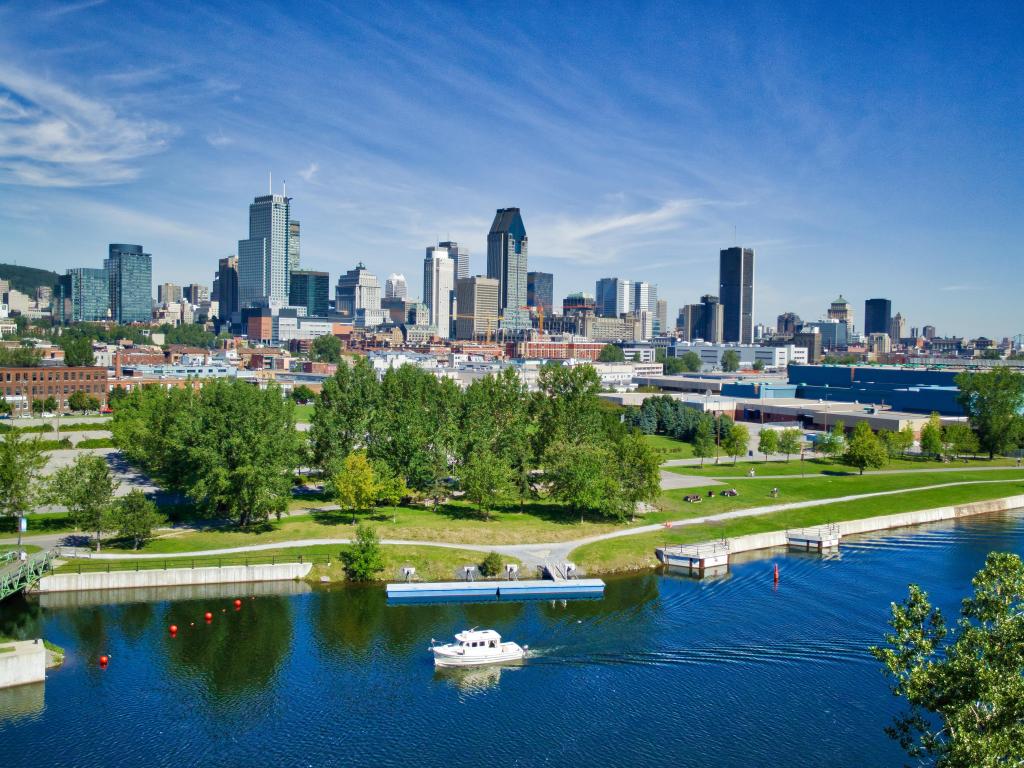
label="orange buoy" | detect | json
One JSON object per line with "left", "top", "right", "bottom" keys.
{"left": 204, "top": 611, "right": 213, "bottom": 622}
{"left": 169, "top": 624, "right": 178, "bottom": 637}
{"left": 99, "top": 655, "right": 109, "bottom": 667}
{"left": 233, "top": 599, "right": 242, "bottom": 609}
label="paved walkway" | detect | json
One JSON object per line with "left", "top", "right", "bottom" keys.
{"left": 51, "top": 477, "right": 1022, "bottom": 570}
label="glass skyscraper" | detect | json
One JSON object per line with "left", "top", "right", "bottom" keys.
{"left": 56, "top": 268, "right": 109, "bottom": 324}
{"left": 719, "top": 246, "right": 755, "bottom": 344}
{"left": 527, "top": 271, "right": 553, "bottom": 316}
{"left": 486, "top": 208, "right": 529, "bottom": 332}
{"left": 289, "top": 270, "right": 330, "bottom": 317}
{"left": 864, "top": 298, "right": 892, "bottom": 336}
{"left": 105, "top": 244, "right": 152, "bottom": 324}
{"left": 238, "top": 192, "right": 291, "bottom": 308}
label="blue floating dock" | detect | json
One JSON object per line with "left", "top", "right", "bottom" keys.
{"left": 386, "top": 578, "right": 605, "bottom": 603}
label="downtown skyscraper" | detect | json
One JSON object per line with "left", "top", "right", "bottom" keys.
{"left": 719, "top": 246, "right": 755, "bottom": 344}
{"left": 238, "top": 189, "right": 292, "bottom": 309}
{"left": 423, "top": 246, "right": 455, "bottom": 339}
{"left": 486, "top": 208, "right": 529, "bottom": 332}
{"left": 105, "top": 243, "right": 152, "bottom": 324}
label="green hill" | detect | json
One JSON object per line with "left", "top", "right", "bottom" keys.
{"left": 0, "top": 264, "right": 61, "bottom": 295}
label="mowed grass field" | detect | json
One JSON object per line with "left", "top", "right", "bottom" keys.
{"left": 570, "top": 477, "right": 1024, "bottom": 572}
{"left": 82, "top": 468, "right": 1024, "bottom": 555}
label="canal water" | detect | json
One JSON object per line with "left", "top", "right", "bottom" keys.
{"left": 2, "top": 510, "right": 1022, "bottom": 767}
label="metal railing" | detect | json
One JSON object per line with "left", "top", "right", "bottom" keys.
{"left": 59, "top": 552, "right": 335, "bottom": 575}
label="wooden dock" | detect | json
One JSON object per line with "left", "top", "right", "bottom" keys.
{"left": 786, "top": 524, "right": 841, "bottom": 551}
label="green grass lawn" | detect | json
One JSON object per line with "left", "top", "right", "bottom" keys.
{"left": 88, "top": 468, "right": 1024, "bottom": 556}
{"left": 1, "top": 544, "right": 41, "bottom": 555}
{"left": 643, "top": 434, "right": 695, "bottom": 462}
{"left": 293, "top": 403, "right": 315, "bottom": 423}
{"left": 0, "top": 513, "right": 75, "bottom": 536}
{"left": 54, "top": 544, "right": 518, "bottom": 583}
{"left": 571, "top": 478, "right": 1024, "bottom": 572}
{"left": 667, "top": 455, "right": 1018, "bottom": 478}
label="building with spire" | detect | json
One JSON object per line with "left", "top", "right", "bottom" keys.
{"left": 486, "top": 208, "right": 529, "bottom": 332}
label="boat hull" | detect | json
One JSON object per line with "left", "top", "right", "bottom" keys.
{"left": 432, "top": 643, "right": 526, "bottom": 668}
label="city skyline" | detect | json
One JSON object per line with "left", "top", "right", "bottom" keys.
{"left": 0, "top": 2, "right": 1021, "bottom": 336}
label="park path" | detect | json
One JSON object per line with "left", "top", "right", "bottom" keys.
{"left": 682, "top": 465, "right": 1023, "bottom": 480}
{"left": 48, "top": 477, "right": 1023, "bottom": 570}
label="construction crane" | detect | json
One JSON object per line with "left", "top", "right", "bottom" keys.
{"left": 520, "top": 305, "right": 544, "bottom": 337}
{"left": 454, "top": 313, "right": 504, "bottom": 344}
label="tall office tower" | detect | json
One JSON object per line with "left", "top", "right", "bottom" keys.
{"left": 527, "top": 271, "right": 554, "bottom": 317}
{"left": 923, "top": 325, "right": 937, "bottom": 339}
{"left": 56, "top": 268, "right": 109, "bottom": 324}
{"left": 35, "top": 286, "right": 52, "bottom": 310}
{"left": 423, "top": 247, "right": 455, "bottom": 339}
{"left": 335, "top": 263, "right": 382, "bottom": 319}
{"left": 158, "top": 283, "right": 183, "bottom": 305}
{"left": 632, "top": 281, "right": 653, "bottom": 339}
{"left": 105, "top": 244, "right": 152, "bottom": 323}
{"left": 289, "top": 220, "right": 301, "bottom": 271}
{"left": 385, "top": 273, "right": 408, "bottom": 299}
{"left": 655, "top": 298, "right": 668, "bottom": 336}
{"left": 238, "top": 190, "right": 292, "bottom": 309}
{"left": 454, "top": 276, "right": 499, "bottom": 340}
{"left": 183, "top": 284, "right": 210, "bottom": 304}
{"left": 719, "top": 246, "right": 755, "bottom": 344}
{"left": 289, "top": 270, "right": 330, "bottom": 317}
{"left": 678, "top": 295, "right": 724, "bottom": 343}
{"left": 864, "top": 298, "right": 892, "bottom": 336}
{"left": 777, "top": 312, "right": 801, "bottom": 336}
{"left": 438, "top": 241, "right": 470, "bottom": 280}
{"left": 216, "top": 256, "right": 239, "bottom": 319}
{"left": 486, "top": 208, "right": 529, "bottom": 331}
{"left": 889, "top": 312, "right": 907, "bottom": 341}
{"left": 827, "top": 295, "right": 854, "bottom": 334}
{"left": 595, "top": 277, "right": 632, "bottom": 317}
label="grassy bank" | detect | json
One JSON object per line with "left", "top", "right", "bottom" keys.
{"left": 570, "top": 479, "right": 1024, "bottom": 573}
{"left": 666, "top": 455, "right": 1015, "bottom": 477}
{"left": 54, "top": 544, "right": 519, "bottom": 584}
{"left": 88, "top": 469, "right": 1024, "bottom": 555}
{"left": 643, "top": 434, "right": 695, "bottom": 461}
{"left": 294, "top": 404, "right": 315, "bottom": 423}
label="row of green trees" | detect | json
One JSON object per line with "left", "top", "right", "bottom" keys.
{"left": 623, "top": 395, "right": 756, "bottom": 464}
{"left": 110, "top": 379, "right": 305, "bottom": 527}
{"left": 0, "top": 431, "right": 161, "bottom": 550}
{"left": 311, "top": 360, "right": 662, "bottom": 522}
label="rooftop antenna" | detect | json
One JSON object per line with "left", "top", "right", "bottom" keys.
{"left": 268, "top": 171, "right": 272, "bottom": 195}
{"left": 283, "top": 179, "right": 287, "bottom": 197}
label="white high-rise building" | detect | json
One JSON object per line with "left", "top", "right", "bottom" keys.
{"left": 385, "top": 273, "right": 408, "bottom": 300}
{"left": 595, "top": 277, "right": 632, "bottom": 317}
{"left": 423, "top": 246, "right": 455, "bottom": 339}
{"left": 238, "top": 190, "right": 292, "bottom": 308}
{"left": 438, "top": 241, "right": 469, "bottom": 280}
{"left": 633, "top": 281, "right": 653, "bottom": 339}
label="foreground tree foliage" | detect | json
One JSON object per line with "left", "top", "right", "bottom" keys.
{"left": 0, "top": 430, "right": 47, "bottom": 548}
{"left": 955, "top": 368, "right": 1024, "bottom": 458}
{"left": 310, "top": 356, "right": 379, "bottom": 470}
{"left": 110, "top": 489, "right": 162, "bottom": 550}
{"left": 47, "top": 454, "right": 118, "bottom": 551}
{"left": 341, "top": 524, "right": 385, "bottom": 581}
{"left": 111, "top": 379, "right": 303, "bottom": 527}
{"left": 871, "top": 553, "right": 1024, "bottom": 767}
{"left": 843, "top": 421, "right": 889, "bottom": 474}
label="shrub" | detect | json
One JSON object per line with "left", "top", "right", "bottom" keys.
{"left": 478, "top": 551, "right": 504, "bottom": 578}
{"left": 340, "top": 524, "right": 385, "bottom": 581}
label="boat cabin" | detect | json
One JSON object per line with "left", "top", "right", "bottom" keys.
{"left": 453, "top": 629, "right": 502, "bottom": 649}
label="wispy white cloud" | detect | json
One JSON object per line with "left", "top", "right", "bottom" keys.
{"left": 940, "top": 284, "right": 984, "bottom": 292}
{"left": 0, "top": 63, "right": 172, "bottom": 187}
{"left": 205, "top": 130, "right": 233, "bottom": 148}
{"left": 42, "top": 0, "right": 106, "bottom": 18}
{"left": 298, "top": 162, "right": 319, "bottom": 182}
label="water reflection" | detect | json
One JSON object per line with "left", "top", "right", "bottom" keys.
{"left": 433, "top": 662, "right": 523, "bottom": 693}
{"left": 0, "top": 682, "right": 44, "bottom": 721}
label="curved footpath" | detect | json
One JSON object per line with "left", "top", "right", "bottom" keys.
{"left": 59, "top": 477, "right": 1024, "bottom": 569}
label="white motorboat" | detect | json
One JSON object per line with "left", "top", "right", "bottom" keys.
{"left": 430, "top": 628, "right": 527, "bottom": 668}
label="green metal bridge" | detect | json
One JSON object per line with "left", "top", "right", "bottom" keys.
{"left": 0, "top": 550, "right": 55, "bottom": 602}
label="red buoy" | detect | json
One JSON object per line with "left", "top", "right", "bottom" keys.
{"left": 773, "top": 563, "right": 780, "bottom": 583}
{"left": 99, "top": 655, "right": 109, "bottom": 667}
{"left": 204, "top": 611, "right": 213, "bottom": 622}
{"left": 233, "top": 599, "right": 242, "bottom": 609}
{"left": 169, "top": 624, "right": 178, "bottom": 636}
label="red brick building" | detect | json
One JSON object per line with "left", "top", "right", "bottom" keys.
{"left": 1, "top": 365, "right": 108, "bottom": 414}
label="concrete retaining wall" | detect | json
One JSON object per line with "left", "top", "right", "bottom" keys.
{"left": 723, "top": 493, "right": 1024, "bottom": 558}
{"left": 36, "top": 562, "right": 313, "bottom": 593}
{"left": 0, "top": 641, "right": 46, "bottom": 689}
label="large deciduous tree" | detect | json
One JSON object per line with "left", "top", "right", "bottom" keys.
{"left": 0, "top": 430, "right": 47, "bottom": 548}
{"left": 110, "top": 489, "right": 162, "bottom": 550}
{"left": 843, "top": 421, "right": 888, "bottom": 474}
{"left": 919, "top": 412, "right": 944, "bottom": 458}
{"left": 777, "top": 428, "right": 803, "bottom": 462}
{"left": 309, "top": 356, "right": 379, "bottom": 470}
{"left": 614, "top": 430, "right": 661, "bottom": 521}
{"left": 48, "top": 454, "right": 118, "bottom": 551}
{"left": 871, "top": 552, "right": 1024, "bottom": 767}
{"left": 956, "top": 368, "right": 1024, "bottom": 458}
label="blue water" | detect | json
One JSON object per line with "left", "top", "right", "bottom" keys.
{"left": 2, "top": 510, "right": 1022, "bottom": 767}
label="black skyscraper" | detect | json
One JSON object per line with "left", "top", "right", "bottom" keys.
{"left": 719, "top": 246, "right": 755, "bottom": 344}
{"left": 864, "top": 298, "right": 892, "bottom": 336}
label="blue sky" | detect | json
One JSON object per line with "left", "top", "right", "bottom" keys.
{"left": 0, "top": 0, "right": 1021, "bottom": 337}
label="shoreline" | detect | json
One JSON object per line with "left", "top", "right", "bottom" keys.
{"left": 29, "top": 492, "right": 1024, "bottom": 593}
